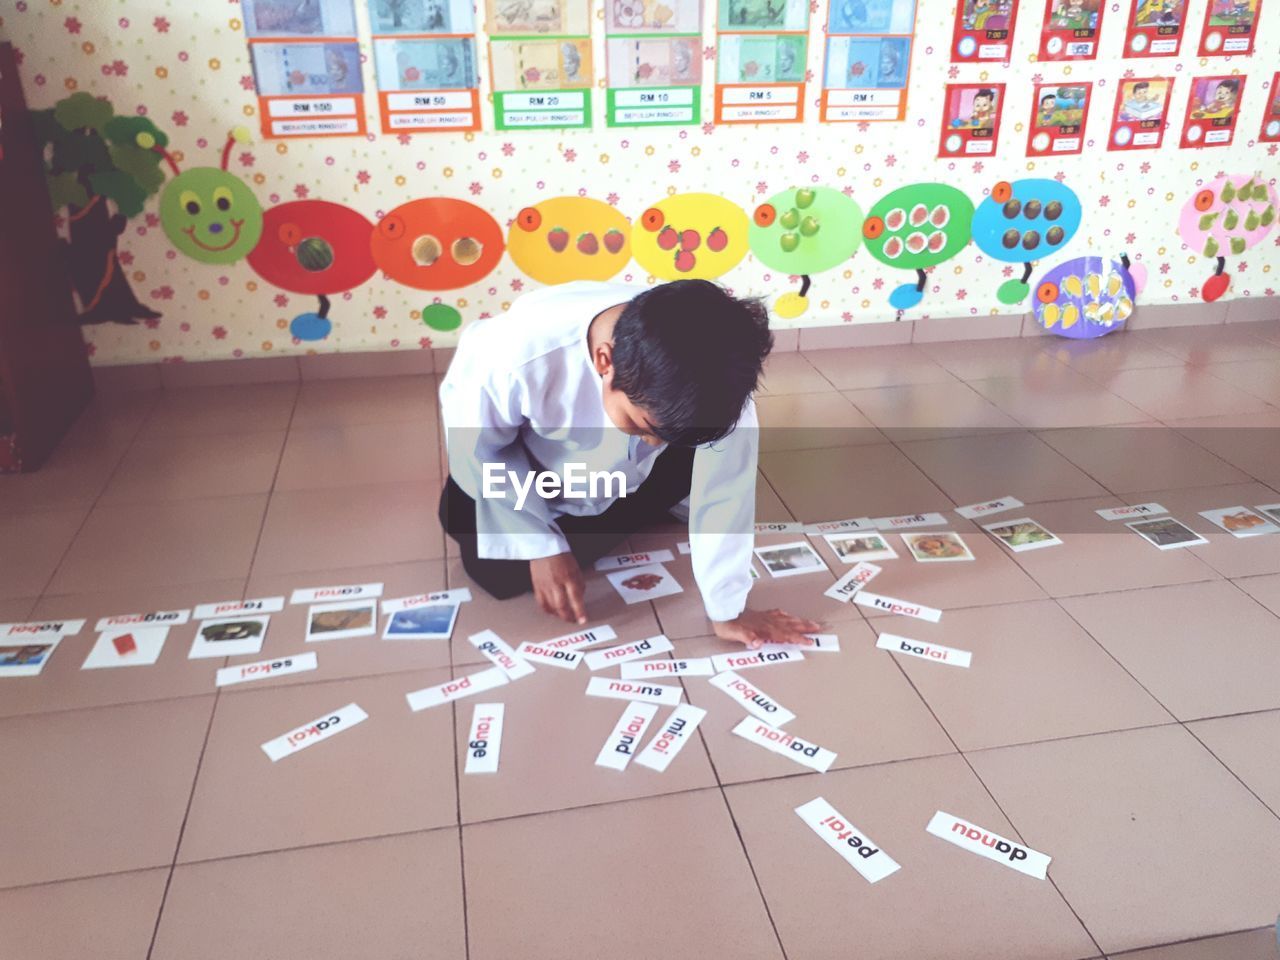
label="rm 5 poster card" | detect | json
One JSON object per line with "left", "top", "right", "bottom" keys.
{"left": 939, "top": 83, "right": 1006, "bottom": 158}
{"left": 951, "top": 0, "right": 1021, "bottom": 62}
{"left": 1179, "top": 74, "right": 1245, "bottom": 148}
{"left": 1038, "top": 0, "right": 1104, "bottom": 59}
{"left": 1027, "top": 82, "right": 1091, "bottom": 155}
{"left": 1197, "top": 0, "right": 1262, "bottom": 55}
{"left": 1108, "top": 76, "right": 1173, "bottom": 150}
{"left": 1122, "top": 0, "right": 1187, "bottom": 56}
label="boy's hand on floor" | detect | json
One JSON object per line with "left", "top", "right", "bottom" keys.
{"left": 713, "top": 609, "right": 823, "bottom": 650}
{"left": 530, "top": 553, "right": 588, "bottom": 625}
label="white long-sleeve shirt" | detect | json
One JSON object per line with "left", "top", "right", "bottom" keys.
{"left": 439, "top": 281, "right": 757, "bottom": 622}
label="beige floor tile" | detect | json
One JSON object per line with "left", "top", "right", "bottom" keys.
{"left": 1038, "top": 336, "right": 1185, "bottom": 376}
{"left": 275, "top": 419, "right": 441, "bottom": 491}
{"left": 1234, "top": 572, "right": 1280, "bottom": 616}
{"left": 99, "top": 430, "right": 286, "bottom": 504}
{"left": 0, "top": 507, "right": 88, "bottom": 599}
{"left": 803, "top": 344, "right": 958, "bottom": 389}
{"left": 1107, "top": 927, "right": 1279, "bottom": 960}
{"left": 1167, "top": 410, "right": 1280, "bottom": 485}
{"left": 1130, "top": 325, "right": 1280, "bottom": 364}
{"left": 760, "top": 351, "right": 834, "bottom": 394}
{"left": 1187, "top": 710, "right": 1280, "bottom": 814}
{"left": 137, "top": 382, "right": 298, "bottom": 439}
{"left": 914, "top": 337, "right": 1064, "bottom": 381}
{"left": 843, "top": 379, "right": 1022, "bottom": 442}
{"left": 1197, "top": 360, "right": 1280, "bottom": 406}
{"left": 291, "top": 375, "right": 437, "bottom": 428}
{"left": 1102, "top": 367, "right": 1274, "bottom": 421}
{"left": 968, "top": 373, "right": 1154, "bottom": 429}
{"left": 1036, "top": 426, "right": 1249, "bottom": 494}
{"left": 756, "top": 391, "right": 884, "bottom": 451}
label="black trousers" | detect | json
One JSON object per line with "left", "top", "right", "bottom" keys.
{"left": 438, "top": 445, "right": 695, "bottom": 600}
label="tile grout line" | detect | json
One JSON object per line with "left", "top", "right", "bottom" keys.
{"left": 239, "top": 385, "right": 304, "bottom": 591}
{"left": 446, "top": 574, "right": 473, "bottom": 960}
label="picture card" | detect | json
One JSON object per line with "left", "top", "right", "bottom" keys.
{"left": 1179, "top": 74, "right": 1245, "bottom": 149}
{"left": 290, "top": 582, "right": 384, "bottom": 604}
{"left": 1255, "top": 504, "right": 1280, "bottom": 526}
{"left": 796, "top": 797, "right": 901, "bottom": 883}
{"left": 1127, "top": 517, "right": 1208, "bottom": 550}
{"left": 216, "top": 652, "right": 318, "bottom": 687}
{"left": 193, "top": 596, "right": 284, "bottom": 619}
{"left": 938, "top": 83, "right": 1005, "bottom": 157}
{"left": 635, "top": 704, "right": 708, "bottom": 773}
{"left": 82, "top": 627, "right": 169, "bottom": 670}
{"left": 594, "top": 549, "right": 675, "bottom": 571}
{"left": 901, "top": 532, "right": 976, "bottom": 563}
{"left": 804, "top": 517, "right": 876, "bottom": 535}
{"left": 877, "top": 632, "right": 973, "bottom": 668}
{"left": 1027, "top": 83, "right": 1090, "bottom": 157}
{"left": 261, "top": 702, "right": 368, "bottom": 762}
{"left": 855, "top": 591, "right": 943, "bottom": 623}
{"left": 871, "top": 512, "right": 948, "bottom": 530}
{"left": 951, "top": 0, "right": 1021, "bottom": 62}
{"left": 407, "top": 666, "right": 509, "bottom": 711}
{"left": 926, "top": 811, "right": 1051, "bottom": 879}
{"left": 516, "top": 641, "right": 583, "bottom": 670}
{"left": 733, "top": 717, "right": 836, "bottom": 772}
{"left": 754, "top": 540, "right": 827, "bottom": 578}
{"left": 620, "top": 657, "right": 715, "bottom": 678}
{"left": 711, "top": 647, "right": 805, "bottom": 672}
{"left": 0, "top": 638, "right": 60, "bottom": 678}
{"left": 94, "top": 609, "right": 189, "bottom": 632}
{"left": 982, "top": 518, "right": 1063, "bottom": 552}
{"left": 1096, "top": 502, "right": 1167, "bottom": 521}
{"left": 824, "top": 560, "right": 882, "bottom": 603}
{"left": 1260, "top": 74, "right": 1280, "bottom": 143}
{"left": 1037, "top": 0, "right": 1104, "bottom": 60}
{"left": 584, "top": 634, "right": 674, "bottom": 671}
{"left": 465, "top": 703, "right": 505, "bottom": 775}
{"left": 468, "top": 630, "right": 536, "bottom": 680}
{"left": 595, "top": 701, "right": 660, "bottom": 770}
{"left": 824, "top": 532, "right": 898, "bottom": 563}
{"left": 760, "top": 633, "right": 840, "bottom": 654}
{"left": 955, "top": 496, "right": 1023, "bottom": 520}
{"left": 0, "top": 618, "right": 84, "bottom": 639}
{"left": 382, "top": 603, "right": 459, "bottom": 640}
{"left": 189, "top": 615, "right": 269, "bottom": 659}
{"left": 1197, "top": 0, "right": 1260, "bottom": 55}
{"left": 538, "top": 625, "right": 618, "bottom": 651}
{"left": 1199, "top": 506, "right": 1280, "bottom": 538}
{"left": 708, "top": 670, "right": 795, "bottom": 725}
{"left": 306, "top": 599, "right": 378, "bottom": 642}
{"left": 585, "top": 675, "right": 684, "bottom": 706}
{"left": 606, "top": 563, "right": 684, "bottom": 603}
{"left": 754, "top": 521, "right": 804, "bottom": 535}
{"left": 1108, "top": 77, "right": 1174, "bottom": 151}
{"left": 381, "top": 587, "right": 472, "bottom": 614}
{"left": 1122, "top": 0, "right": 1187, "bottom": 57}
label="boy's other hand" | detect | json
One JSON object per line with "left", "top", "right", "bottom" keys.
{"left": 530, "top": 553, "right": 588, "bottom": 625}
{"left": 713, "top": 608, "right": 822, "bottom": 650}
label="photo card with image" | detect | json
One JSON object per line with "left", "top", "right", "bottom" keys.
{"left": 382, "top": 603, "right": 460, "bottom": 640}
{"left": 824, "top": 532, "right": 899, "bottom": 562}
{"left": 1256, "top": 504, "right": 1280, "bottom": 526}
{"left": 754, "top": 540, "right": 827, "bottom": 577}
{"left": 0, "top": 639, "right": 60, "bottom": 678}
{"left": 189, "top": 615, "right": 270, "bottom": 659}
{"left": 1127, "top": 517, "right": 1208, "bottom": 550}
{"left": 82, "top": 626, "right": 170, "bottom": 670}
{"left": 306, "top": 599, "right": 378, "bottom": 642}
{"left": 605, "top": 562, "right": 685, "bottom": 603}
{"left": 982, "top": 518, "right": 1063, "bottom": 552}
{"left": 902, "top": 531, "right": 976, "bottom": 562}
{"left": 1199, "top": 507, "right": 1280, "bottom": 538}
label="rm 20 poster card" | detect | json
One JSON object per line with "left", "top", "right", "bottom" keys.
{"left": 487, "top": 0, "right": 594, "bottom": 129}
{"left": 1108, "top": 76, "right": 1173, "bottom": 151}
{"left": 951, "top": 0, "right": 1020, "bottom": 61}
{"left": 1122, "top": 0, "right": 1187, "bottom": 56}
{"left": 1037, "top": 0, "right": 1104, "bottom": 59}
{"left": 1027, "top": 82, "right": 1091, "bottom": 156}
{"left": 1179, "top": 74, "right": 1245, "bottom": 148}
{"left": 938, "top": 83, "right": 1006, "bottom": 158}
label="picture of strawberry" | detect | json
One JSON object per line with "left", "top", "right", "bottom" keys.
{"left": 680, "top": 229, "right": 701, "bottom": 251}
{"left": 706, "top": 227, "right": 727, "bottom": 252}
{"left": 657, "top": 226, "right": 680, "bottom": 250}
{"left": 546, "top": 227, "right": 569, "bottom": 252}
{"left": 603, "top": 229, "right": 625, "bottom": 254}
{"left": 674, "top": 249, "right": 696, "bottom": 272}
{"left": 577, "top": 232, "right": 599, "bottom": 255}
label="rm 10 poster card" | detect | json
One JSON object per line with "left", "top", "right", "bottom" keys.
{"left": 1180, "top": 74, "right": 1246, "bottom": 148}
{"left": 605, "top": 0, "right": 703, "bottom": 127}
{"left": 951, "top": 0, "right": 1021, "bottom": 62}
{"left": 1122, "top": 0, "right": 1187, "bottom": 56}
{"left": 939, "top": 83, "right": 1006, "bottom": 158}
{"left": 1260, "top": 71, "right": 1280, "bottom": 142}
{"left": 1037, "top": 0, "right": 1104, "bottom": 59}
{"left": 1108, "top": 76, "right": 1173, "bottom": 150}
{"left": 1198, "top": 0, "right": 1262, "bottom": 55}
{"left": 1027, "top": 82, "right": 1091, "bottom": 156}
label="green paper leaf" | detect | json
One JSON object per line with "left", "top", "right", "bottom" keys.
{"left": 53, "top": 92, "right": 113, "bottom": 134}
{"left": 109, "top": 144, "right": 166, "bottom": 195}
{"left": 88, "top": 169, "right": 149, "bottom": 219}
{"left": 44, "top": 171, "right": 88, "bottom": 210}
{"left": 49, "top": 131, "right": 111, "bottom": 175}
{"left": 103, "top": 115, "right": 169, "bottom": 150}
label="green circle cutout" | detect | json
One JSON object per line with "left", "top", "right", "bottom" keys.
{"left": 997, "top": 278, "right": 1031, "bottom": 305}
{"left": 422, "top": 304, "right": 462, "bottom": 332}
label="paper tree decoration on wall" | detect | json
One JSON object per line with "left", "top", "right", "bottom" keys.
{"left": 971, "top": 178, "right": 1081, "bottom": 305}
{"left": 631, "top": 193, "right": 749, "bottom": 281}
{"left": 507, "top": 197, "right": 631, "bottom": 284}
{"left": 1033, "top": 254, "right": 1136, "bottom": 338}
{"left": 862, "top": 183, "right": 975, "bottom": 311}
{"left": 1177, "top": 174, "right": 1277, "bottom": 302}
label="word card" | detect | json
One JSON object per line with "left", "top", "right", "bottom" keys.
{"left": 711, "top": 647, "right": 805, "bottom": 672}
{"left": 516, "top": 641, "right": 583, "bottom": 670}
{"left": 796, "top": 797, "right": 900, "bottom": 883}
{"left": 1096, "top": 502, "right": 1167, "bottom": 521}
{"left": 955, "top": 496, "right": 1024, "bottom": 520}
{"left": 596, "top": 701, "right": 659, "bottom": 770}
{"left": 620, "top": 657, "right": 715, "bottom": 678}
{"left": 468, "top": 630, "right": 536, "bottom": 680}
{"left": 733, "top": 717, "right": 836, "bottom": 772}
{"left": 708, "top": 670, "right": 795, "bottom": 725}
{"left": 871, "top": 512, "right": 948, "bottom": 530}
{"left": 193, "top": 597, "right": 284, "bottom": 619}
{"left": 824, "top": 561, "right": 882, "bottom": 603}
{"left": 216, "top": 652, "right": 318, "bottom": 687}
{"left": 465, "top": 703, "right": 505, "bottom": 774}
{"left": 635, "top": 704, "right": 707, "bottom": 772}
{"left": 290, "top": 582, "right": 384, "bottom": 604}
{"left": 407, "top": 666, "right": 509, "bottom": 711}
{"left": 94, "top": 609, "right": 188, "bottom": 632}
{"left": 585, "top": 676, "right": 684, "bottom": 706}
{"left": 877, "top": 633, "right": 973, "bottom": 668}
{"left": 584, "top": 634, "right": 674, "bottom": 671}
{"left": 0, "top": 619, "right": 85, "bottom": 639}
{"left": 855, "top": 591, "right": 942, "bottom": 622}
{"left": 262, "top": 703, "right": 368, "bottom": 762}
{"left": 926, "top": 811, "right": 1051, "bottom": 879}
{"left": 594, "top": 549, "right": 675, "bottom": 571}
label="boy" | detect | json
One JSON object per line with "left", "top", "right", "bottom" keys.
{"left": 438, "top": 279, "right": 820, "bottom": 649}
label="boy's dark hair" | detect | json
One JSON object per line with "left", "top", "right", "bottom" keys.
{"left": 1219, "top": 78, "right": 1240, "bottom": 94}
{"left": 1133, "top": 81, "right": 1149, "bottom": 93}
{"left": 612, "top": 279, "right": 772, "bottom": 447}
{"left": 1040, "top": 94, "right": 1056, "bottom": 106}
{"left": 976, "top": 87, "right": 995, "bottom": 101}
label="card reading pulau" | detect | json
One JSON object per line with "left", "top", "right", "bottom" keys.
{"left": 733, "top": 717, "right": 837, "bottom": 772}
{"left": 620, "top": 657, "right": 715, "bottom": 679}
{"left": 795, "top": 797, "right": 901, "bottom": 884}
{"left": 1095, "top": 502, "right": 1167, "bottom": 521}
{"left": 585, "top": 676, "right": 684, "bottom": 706}
{"left": 871, "top": 512, "right": 948, "bottom": 530}
{"left": 955, "top": 496, "right": 1024, "bottom": 520}
{"left": 925, "top": 811, "right": 1051, "bottom": 879}
{"left": 193, "top": 597, "right": 284, "bottom": 619}
{"left": 877, "top": 632, "right": 973, "bottom": 668}
{"left": 584, "top": 634, "right": 674, "bottom": 671}
{"left": 261, "top": 703, "right": 368, "bottom": 762}
{"left": 290, "top": 582, "right": 385, "bottom": 604}
{"left": 468, "top": 630, "right": 536, "bottom": 680}
{"left": 824, "top": 560, "right": 882, "bottom": 603}
{"left": 406, "top": 666, "right": 509, "bottom": 711}
{"left": 593, "top": 549, "right": 675, "bottom": 571}
{"left": 595, "top": 702, "right": 660, "bottom": 770}
{"left": 855, "top": 591, "right": 943, "bottom": 623}
{"left": 516, "top": 641, "right": 584, "bottom": 670}
{"left": 465, "top": 703, "right": 505, "bottom": 775}
{"left": 94, "top": 609, "right": 189, "bottom": 632}
{"left": 635, "top": 704, "right": 708, "bottom": 772}
{"left": 708, "top": 670, "right": 796, "bottom": 725}
{"left": 216, "top": 652, "right": 318, "bottom": 687}
{"left": 711, "top": 647, "right": 805, "bottom": 672}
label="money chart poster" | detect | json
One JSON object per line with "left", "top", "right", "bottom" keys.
{"left": 486, "top": 0, "right": 594, "bottom": 129}
{"left": 369, "top": 0, "right": 482, "bottom": 132}
{"left": 604, "top": 0, "right": 703, "bottom": 126}
{"left": 714, "top": 0, "right": 810, "bottom": 124}
{"left": 950, "top": 0, "right": 1020, "bottom": 62}
{"left": 822, "top": 0, "right": 918, "bottom": 122}
{"left": 241, "top": 0, "right": 367, "bottom": 138}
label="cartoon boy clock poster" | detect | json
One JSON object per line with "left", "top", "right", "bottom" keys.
{"left": 938, "top": 83, "right": 1006, "bottom": 157}
{"left": 951, "top": 0, "right": 1021, "bottom": 62}
{"left": 1259, "top": 71, "right": 1280, "bottom": 142}
{"left": 1027, "top": 82, "right": 1091, "bottom": 155}
{"left": 1123, "top": 0, "right": 1187, "bottom": 56}
{"left": 1038, "top": 0, "right": 1104, "bottom": 59}
{"left": 1197, "top": 0, "right": 1262, "bottom": 55}
{"left": 1179, "top": 74, "right": 1245, "bottom": 147}
{"left": 1108, "top": 76, "right": 1173, "bottom": 150}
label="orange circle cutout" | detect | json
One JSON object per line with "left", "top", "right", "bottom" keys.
{"left": 1193, "top": 189, "right": 1215, "bottom": 212}
{"left": 278, "top": 222, "right": 301, "bottom": 245}
{"left": 516, "top": 207, "right": 542, "bottom": 232}
{"left": 863, "top": 215, "right": 885, "bottom": 239}
{"left": 370, "top": 198, "right": 504, "bottom": 291}
{"left": 992, "top": 181, "right": 1013, "bottom": 203}
{"left": 641, "top": 207, "right": 664, "bottom": 231}
{"left": 1036, "top": 281, "right": 1059, "bottom": 304}
{"left": 753, "top": 204, "right": 777, "bottom": 227}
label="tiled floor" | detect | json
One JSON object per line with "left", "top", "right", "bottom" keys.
{"left": 4, "top": 324, "right": 1280, "bottom": 960}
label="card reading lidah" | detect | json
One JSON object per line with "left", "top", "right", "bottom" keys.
{"left": 795, "top": 797, "right": 900, "bottom": 883}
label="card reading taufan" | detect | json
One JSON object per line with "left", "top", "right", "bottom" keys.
{"left": 939, "top": 83, "right": 1006, "bottom": 158}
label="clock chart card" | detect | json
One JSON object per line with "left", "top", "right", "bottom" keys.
{"left": 487, "top": 0, "right": 594, "bottom": 129}
{"left": 951, "top": 0, "right": 1020, "bottom": 62}
{"left": 369, "top": 0, "right": 482, "bottom": 132}
{"left": 1179, "top": 74, "right": 1246, "bottom": 148}
{"left": 1107, "top": 75, "right": 1174, "bottom": 151}
{"left": 1122, "top": 0, "right": 1187, "bottom": 56}
{"left": 938, "top": 82, "right": 1006, "bottom": 158}
{"left": 1037, "top": 0, "right": 1105, "bottom": 60}
{"left": 822, "top": 0, "right": 918, "bottom": 122}
{"left": 714, "top": 0, "right": 810, "bottom": 124}
{"left": 1259, "top": 71, "right": 1280, "bottom": 142}
{"left": 605, "top": 0, "right": 704, "bottom": 126}
{"left": 1026, "top": 81, "right": 1091, "bottom": 156}
{"left": 1197, "top": 0, "right": 1262, "bottom": 55}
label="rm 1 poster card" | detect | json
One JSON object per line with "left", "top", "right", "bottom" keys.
{"left": 1108, "top": 76, "right": 1174, "bottom": 151}
{"left": 939, "top": 83, "right": 1006, "bottom": 158}
{"left": 1179, "top": 74, "right": 1245, "bottom": 148}
{"left": 1260, "top": 71, "right": 1280, "bottom": 142}
{"left": 951, "top": 0, "right": 1021, "bottom": 62}
{"left": 1197, "top": 0, "right": 1262, "bottom": 55}
{"left": 1122, "top": 0, "right": 1187, "bottom": 56}
{"left": 1037, "top": 0, "right": 1104, "bottom": 60}
{"left": 1027, "top": 82, "right": 1091, "bottom": 156}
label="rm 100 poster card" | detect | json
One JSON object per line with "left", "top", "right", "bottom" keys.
{"left": 951, "top": 0, "right": 1021, "bottom": 62}
{"left": 1037, "top": 0, "right": 1104, "bottom": 60}
{"left": 1027, "top": 82, "right": 1091, "bottom": 156}
{"left": 1123, "top": 0, "right": 1187, "bottom": 56}
{"left": 938, "top": 83, "right": 1006, "bottom": 158}
{"left": 1180, "top": 74, "right": 1246, "bottom": 148}
{"left": 1198, "top": 0, "right": 1262, "bottom": 55}
{"left": 1108, "top": 76, "right": 1173, "bottom": 150}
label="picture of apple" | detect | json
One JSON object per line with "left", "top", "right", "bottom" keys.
{"left": 800, "top": 216, "right": 820, "bottom": 237}
{"left": 779, "top": 232, "right": 799, "bottom": 252}
{"left": 780, "top": 208, "right": 801, "bottom": 230}
{"left": 795, "top": 189, "right": 815, "bottom": 209}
